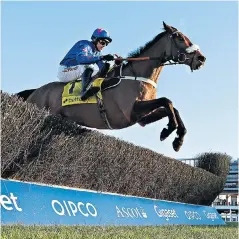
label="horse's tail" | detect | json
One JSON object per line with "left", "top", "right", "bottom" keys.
{"left": 196, "top": 152, "right": 230, "bottom": 179}
{"left": 16, "top": 89, "right": 36, "bottom": 101}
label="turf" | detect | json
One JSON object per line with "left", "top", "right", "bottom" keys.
{"left": 1, "top": 223, "right": 238, "bottom": 239}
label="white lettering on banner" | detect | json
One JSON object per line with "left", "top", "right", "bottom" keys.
{"left": 86, "top": 203, "right": 98, "bottom": 217}
{"left": 52, "top": 200, "right": 65, "bottom": 216}
{"left": 184, "top": 210, "right": 201, "bottom": 220}
{"left": 203, "top": 211, "right": 219, "bottom": 221}
{"left": 78, "top": 202, "right": 97, "bottom": 217}
{"left": 51, "top": 200, "right": 97, "bottom": 217}
{"left": 0, "top": 193, "right": 22, "bottom": 212}
{"left": 154, "top": 206, "right": 179, "bottom": 221}
{"left": 68, "top": 201, "right": 78, "bottom": 216}
{"left": 63, "top": 200, "right": 72, "bottom": 216}
{"left": 116, "top": 206, "right": 147, "bottom": 218}
{"left": 78, "top": 202, "right": 89, "bottom": 217}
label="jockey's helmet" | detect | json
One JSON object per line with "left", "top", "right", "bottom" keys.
{"left": 91, "top": 28, "right": 112, "bottom": 43}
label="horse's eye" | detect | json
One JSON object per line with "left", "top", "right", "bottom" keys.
{"left": 178, "top": 37, "right": 184, "bottom": 41}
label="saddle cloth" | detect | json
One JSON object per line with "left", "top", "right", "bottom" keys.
{"left": 62, "top": 77, "right": 121, "bottom": 106}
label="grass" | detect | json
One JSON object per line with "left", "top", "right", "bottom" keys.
{"left": 1, "top": 223, "right": 238, "bottom": 239}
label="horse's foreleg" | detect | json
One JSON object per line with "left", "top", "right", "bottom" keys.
{"left": 172, "top": 107, "right": 187, "bottom": 152}
{"left": 137, "top": 108, "right": 168, "bottom": 126}
{"left": 132, "top": 97, "right": 178, "bottom": 141}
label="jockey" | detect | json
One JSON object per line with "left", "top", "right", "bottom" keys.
{"left": 57, "top": 28, "right": 115, "bottom": 100}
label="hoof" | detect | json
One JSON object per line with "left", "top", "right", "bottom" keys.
{"left": 160, "top": 128, "right": 169, "bottom": 141}
{"left": 173, "top": 138, "right": 183, "bottom": 152}
{"left": 138, "top": 122, "right": 145, "bottom": 127}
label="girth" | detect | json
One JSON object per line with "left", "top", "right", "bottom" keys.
{"left": 92, "top": 75, "right": 156, "bottom": 130}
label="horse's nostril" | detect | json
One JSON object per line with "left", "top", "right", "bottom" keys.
{"left": 198, "top": 55, "right": 206, "bottom": 62}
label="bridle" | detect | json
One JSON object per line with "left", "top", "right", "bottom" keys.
{"left": 122, "top": 30, "right": 200, "bottom": 77}
{"left": 163, "top": 30, "right": 198, "bottom": 69}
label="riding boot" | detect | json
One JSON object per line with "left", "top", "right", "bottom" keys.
{"left": 80, "top": 68, "right": 100, "bottom": 101}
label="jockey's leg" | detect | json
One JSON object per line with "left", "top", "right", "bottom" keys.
{"left": 57, "top": 65, "right": 82, "bottom": 83}
{"left": 80, "top": 63, "right": 110, "bottom": 100}
{"left": 80, "top": 65, "right": 100, "bottom": 101}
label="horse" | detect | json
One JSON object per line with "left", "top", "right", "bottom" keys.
{"left": 16, "top": 22, "right": 206, "bottom": 152}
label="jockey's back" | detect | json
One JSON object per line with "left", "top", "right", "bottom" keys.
{"left": 59, "top": 40, "right": 104, "bottom": 70}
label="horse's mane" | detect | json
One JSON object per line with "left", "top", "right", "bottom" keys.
{"left": 112, "top": 29, "right": 167, "bottom": 73}
{"left": 127, "top": 30, "right": 167, "bottom": 58}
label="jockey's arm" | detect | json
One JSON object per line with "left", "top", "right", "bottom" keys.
{"left": 76, "top": 44, "right": 102, "bottom": 65}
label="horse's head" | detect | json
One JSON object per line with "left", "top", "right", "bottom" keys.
{"left": 163, "top": 22, "right": 206, "bottom": 71}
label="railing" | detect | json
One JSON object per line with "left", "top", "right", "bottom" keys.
{"left": 212, "top": 201, "right": 238, "bottom": 206}
{"left": 223, "top": 188, "right": 239, "bottom": 192}
{"left": 226, "top": 179, "right": 238, "bottom": 183}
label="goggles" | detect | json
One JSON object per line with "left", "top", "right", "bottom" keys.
{"left": 98, "top": 40, "right": 108, "bottom": 46}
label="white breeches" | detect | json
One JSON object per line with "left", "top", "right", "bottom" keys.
{"left": 57, "top": 64, "right": 99, "bottom": 83}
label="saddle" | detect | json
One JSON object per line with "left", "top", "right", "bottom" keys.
{"left": 62, "top": 76, "right": 121, "bottom": 106}
{"left": 91, "top": 63, "right": 122, "bottom": 93}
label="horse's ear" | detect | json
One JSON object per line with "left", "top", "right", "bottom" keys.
{"left": 163, "top": 21, "right": 173, "bottom": 33}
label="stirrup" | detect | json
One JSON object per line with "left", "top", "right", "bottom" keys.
{"left": 80, "top": 86, "right": 100, "bottom": 101}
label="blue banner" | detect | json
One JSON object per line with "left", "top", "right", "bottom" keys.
{"left": 1, "top": 179, "right": 225, "bottom": 225}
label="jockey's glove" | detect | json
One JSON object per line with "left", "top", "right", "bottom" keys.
{"left": 113, "top": 54, "right": 123, "bottom": 65}
{"left": 115, "top": 57, "right": 123, "bottom": 65}
{"left": 102, "top": 54, "right": 115, "bottom": 61}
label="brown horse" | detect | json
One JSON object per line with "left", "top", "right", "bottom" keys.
{"left": 16, "top": 22, "right": 206, "bottom": 152}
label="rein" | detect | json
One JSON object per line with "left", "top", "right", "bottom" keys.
{"left": 114, "top": 30, "right": 197, "bottom": 68}
{"left": 113, "top": 53, "right": 186, "bottom": 89}
{"left": 114, "top": 57, "right": 185, "bottom": 67}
